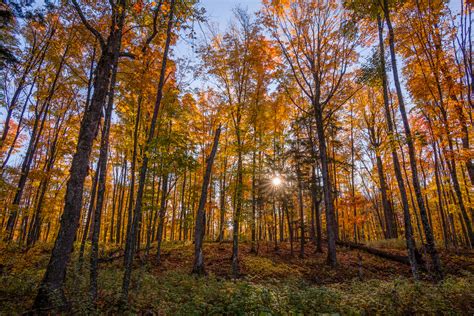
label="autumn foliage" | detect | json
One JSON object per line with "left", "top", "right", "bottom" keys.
{"left": 0, "top": 0, "right": 473, "bottom": 313}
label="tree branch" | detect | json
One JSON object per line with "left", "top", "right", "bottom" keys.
{"left": 71, "top": 0, "right": 106, "bottom": 49}
{"left": 142, "top": 0, "right": 164, "bottom": 52}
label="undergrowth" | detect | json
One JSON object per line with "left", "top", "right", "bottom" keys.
{"left": 0, "top": 242, "right": 473, "bottom": 314}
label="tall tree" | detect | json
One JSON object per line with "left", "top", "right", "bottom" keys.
{"left": 34, "top": 0, "right": 127, "bottom": 309}
{"left": 192, "top": 125, "right": 221, "bottom": 275}
{"left": 121, "top": 0, "right": 176, "bottom": 301}
{"left": 381, "top": 0, "right": 443, "bottom": 280}
{"left": 263, "top": 0, "right": 358, "bottom": 266}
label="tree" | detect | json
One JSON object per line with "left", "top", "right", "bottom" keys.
{"left": 199, "top": 8, "right": 274, "bottom": 277}
{"left": 192, "top": 125, "right": 221, "bottom": 275}
{"left": 381, "top": 0, "right": 443, "bottom": 281}
{"left": 262, "top": 0, "right": 358, "bottom": 266}
{"left": 121, "top": 0, "right": 176, "bottom": 302}
{"left": 34, "top": 0, "right": 128, "bottom": 309}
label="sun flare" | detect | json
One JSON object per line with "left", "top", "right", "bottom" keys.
{"left": 271, "top": 176, "right": 282, "bottom": 186}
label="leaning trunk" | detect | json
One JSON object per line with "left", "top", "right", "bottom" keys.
{"left": 121, "top": 1, "right": 175, "bottom": 301}
{"left": 382, "top": 0, "right": 443, "bottom": 281}
{"left": 33, "top": 5, "right": 125, "bottom": 308}
{"left": 192, "top": 126, "right": 221, "bottom": 275}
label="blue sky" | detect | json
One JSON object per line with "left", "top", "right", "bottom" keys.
{"left": 175, "top": 1, "right": 263, "bottom": 49}
{"left": 174, "top": 0, "right": 263, "bottom": 90}
{"left": 200, "top": 0, "right": 261, "bottom": 25}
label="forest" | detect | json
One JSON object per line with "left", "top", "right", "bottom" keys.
{"left": 0, "top": 0, "right": 473, "bottom": 314}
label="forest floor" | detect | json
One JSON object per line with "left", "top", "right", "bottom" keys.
{"left": 1, "top": 240, "right": 473, "bottom": 314}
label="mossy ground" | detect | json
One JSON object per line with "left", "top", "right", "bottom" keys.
{"left": 1, "top": 241, "right": 473, "bottom": 314}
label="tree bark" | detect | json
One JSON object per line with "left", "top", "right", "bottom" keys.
{"left": 33, "top": 1, "right": 126, "bottom": 309}
{"left": 297, "top": 165, "right": 305, "bottom": 258}
{"left": 382, "top": 0, "right": 443, "bottom": 281}
{"left": 192, "top": 126, "right": 221, "bottom": 275}
{"left": 156, "top": 173, "right": 169, "bottom": 264}
{"left": 313, "top": 103, "right": 337, "bottom": 266}
{"left": 377, "top": 14, "right": 420, "bottom": 279}
{"left": 121, "top": 0, "right": 175, "bottom": 301}
{"left": 89, "top": 53, "right": 119, "bottom": 305}
{"left": 232, "top": 143, "right": 243, "bottom": 278}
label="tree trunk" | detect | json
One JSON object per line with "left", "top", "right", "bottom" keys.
{"left": 33, "top": 2, "right": 125, "bottom": 309}
{"left": 297, "top": 166, "right": 305, "bottom": 258}
{"left": 179, "top": 168, "right": 187, "bottom": 241}
{"left": 232, "top": 144, "right": 243, "bottom": 278}
{"left": 217, "top": 156, "right": 227, "bottom": 242}
{"left": 313, "top": 103, "right": 337, "bottom": 266}
{"left": 121, "top": 0, "right": 175, "bottom": 301}
{"left": 382, "top": 1, "right": 443, "bottom": 281}
{"left": 250, "top": 144, "right": 257, "bottom": 253}
{"left": 116, "top": 155, "right": 127, "bottom": 244}
{"left": 5, "top": 43, "right": 69, "bottom": 241}
{"left": 192, "top": 126, "right": 221, "bottom": 275}
{"left": 123, "top": 94, "right": 142, "bottom": 265}
{"left": 375, "top": 153, "right": 397, "bottom": 239}
{"left": 78, "top": 161, "right": 100, "bottom": 269}
{"left": 377, "top": 14, "right": 420, "bottom": 279}
{"left": 156, "top": 173, "right": 169, "bottom": 264}
{"left": 310, "top": 167, "right": 323, "bottom": 254}
{"left": 90, "top": 54, "right": 119, "bottom": 305}
{"left": 284, "top": 196, "right": 294, "bottom": 256}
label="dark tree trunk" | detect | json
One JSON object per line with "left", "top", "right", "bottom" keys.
{"left": 192, "top": 126, "right": 221, "bottom": 275}
{"left": 123, "top": 94, "right": 142, "bottom": 264}
{"left": 78, "top": 161, "right": 100, "bottom": 269}
{"left": 109, "top": 165, "right": 120, "bottom": 244}
{"left": 272, "top": 194, "right": 278, "bottom": 251}
{"left": 374, "top": 153, "right": 397, "bottom": 239}
{"left": 217, "top": 154, "right": 227, "bottom": 242}
{"left": 297, "top": 166, "right": 305, "bottom": 258}
{"left": 432, "top": 141, "right": 449, "bottom": 248}
{"left": 382, "top": 1, "right": 443, "bottom": 281}
{"left": 313, "top": 104, "right": 337, "bottom": 266}
{"left": 179, "top": 168, "right": 187, "bottom": 241}
{"left": 33, "top": 2, "right": 126, "bottom": 309}
{"left": 156, "top": 173, "right": 169, "bottom": 264}
{"left": 170, "top": 176, "right": 178, "bottom": 241}
{"left": 310, "top": 165, "right": 323, "bottom": 253}
{"left": 146, "top": 168, "right": 157, "bottom": 256}
{"left": 115, "top": 156, "right": 127, "bottom": 245}
{"left": 90, "top": 54, "right": 119, "bottom": 305}
{"left": 250, "top": 145, "right": 257, "bottom": 253}
{"left": 121, "top": 0, "right": 175, "bottom": 301}
{"left": 284, "top": 197, "right": 294, "bottom": 256}
{"left": 232, "top": 146, "right": 243, "bottom": 278}
{"left": 377, "top": 14, "right": 420, "bottom": 279}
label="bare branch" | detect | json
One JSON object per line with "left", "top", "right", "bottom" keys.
{"left": 71, "top": 0, "right": 106, "bottom": 49}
